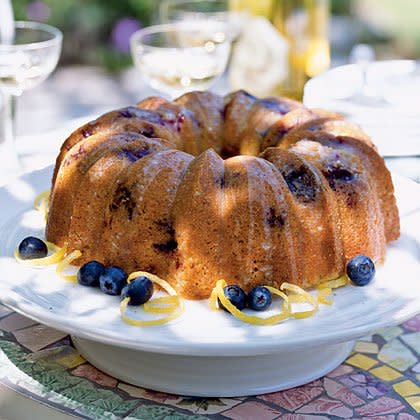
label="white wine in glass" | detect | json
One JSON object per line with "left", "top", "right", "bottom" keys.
{"left": 0, "top": 51, "right": 59, "bottom": 95}
{"left": 130, "top": 22, "right": 231, "bottom": 99}
{"left": 0, "top": 21, "right": 62, "bottom": 171}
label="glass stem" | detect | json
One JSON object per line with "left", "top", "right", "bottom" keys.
{"left": 0, "top": 92, "right": 20, "bottom": 171}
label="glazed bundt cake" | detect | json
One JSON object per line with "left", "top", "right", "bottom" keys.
{"left": 46, "top": 90, "right": 400, "bottom": 300}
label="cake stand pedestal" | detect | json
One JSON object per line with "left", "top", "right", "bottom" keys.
{"left": 72, "top": 336, "right": 354, "bottom": 397}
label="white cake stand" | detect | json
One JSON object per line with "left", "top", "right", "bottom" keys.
{"left": 72, "top": 337, "right": 354, "bottom": 397}
{"left": 0, "top": 166, "right": 419, "bottom": 397}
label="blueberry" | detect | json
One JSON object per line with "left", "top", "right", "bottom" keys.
{"left": 121, "top": 276, "right": 154, "bottom": 306}
{"left": 282, "top": 168, "right": 318, "bottom": 202}
{"left": 18, "top": 236, "right": 48, "bottom": 260}
{"left": 77, "top": 261, "right": 105, "bottom": 287}
{"left": 99, "top": 266, "right": 127, "bottom": 295}
{"left": 219, "top": 285, "right": 246, "bottom": 312}
{"left": 346, "top": 255, "right": 375, "bottom": 286}
{"left": 247, "top": 286, "right": 272, "bottom": 311}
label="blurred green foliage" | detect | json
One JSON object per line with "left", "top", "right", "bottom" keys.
{"left": 354, "top": 0, "right": 420, "bottom": 56}
{"left": 330, "top": 0, "right": 351, "bottom": 15}
{"left": 10, "top": 0, "right": 419, "bottom": 72}
{"left": 12, "top": 0, "right": 156, "bottom": 71}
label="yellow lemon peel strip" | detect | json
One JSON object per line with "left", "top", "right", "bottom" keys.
{"left": 56, "top": 249, "right": 82, "bottom": 283}
{"left": 317, "top": 276, "right": 348, "bottom": 290}
{"left": 143, "top": 296, "right": 179, "bottom": 313}
{"left": 281, "top": 282, "right": 319, "bottom": 319}
{"left": 121, "top": 271, "right": 184, "bottom": 326}
{"left": 120, "top": 297, "right": 183, "bottom": 326}
{"left": 209, "top": 286, "right": 219, "bottom": 311}
{"left": 34, "top": 190, "right": 50, "bottom": 210}
{"left": 212, "top": 280, "right": 290, "bottom": 325}
{"left": 127, "top": 271, "right": 177, "bottom": 295}
{"left": 288, "top": 294, "right": 307, "bottom": 303}
{"left": 34, "top": 190, "right": 50, "bottom": 221}
{"left": 14, "top": 242, "right": 67, "bottom": 266}
{"left": 264, "top": 285, "right": 291, "bottom": 318}
{"left": 316, "top": 276, "right": 348, "bottom": 306}
{"left": 317, "top": 287, "right": 333, "bottom": 305}
{"left": 44, "top": 241, "right": 61, "bottom": 252}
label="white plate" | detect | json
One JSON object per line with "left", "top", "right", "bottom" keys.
{"left": 303, "top": 60, "right": 420, "bottom": 157}
{"left": 0, "top": 166, "right": 419, "bottom": 396}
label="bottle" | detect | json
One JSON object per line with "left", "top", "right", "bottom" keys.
{"left": 229, "top": 0, "right": 274, "bottom": 18}
{"left": 228, "top": 0, "right": 330, "bottom": 100}
{"left": 272, "top": 0, "right": 330, "bottom": 99}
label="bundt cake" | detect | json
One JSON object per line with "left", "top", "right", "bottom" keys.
{"left": 46, "top": 90, "right": 400, "bottom": 300}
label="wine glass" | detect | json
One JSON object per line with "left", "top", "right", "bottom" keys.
{"left": 0, "top": 21, "right": 62, "bottom": 171}
{"left": 130, "top": 21, "right": 231, "bottom": 99}
{"left": 349, "top": 43, "right": 376, "bottom": 99}
{"left": 159, "top": 0, "right": 244, "bottom": 41}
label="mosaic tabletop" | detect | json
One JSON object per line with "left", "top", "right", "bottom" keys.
{"left": 0, "top": 303, "right": 418, "bottom": 419}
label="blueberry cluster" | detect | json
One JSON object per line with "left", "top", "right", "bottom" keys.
{"left": 17, "top": 236, "right": 154, "bottom": 306}
{"left": 220, "top": 254, "right": 376, "bottom": 314}
{"left": 220, "top": 285, "right": 273, "bottom": 312}
{"left": 77, "top": 261, "right": 153, "bottom": 306}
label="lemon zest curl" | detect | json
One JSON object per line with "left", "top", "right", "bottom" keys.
{"left": 34, "top": 190, "right": 50, "bottom": 221}
{"left": 14, "top": 241, "right": 67, "bottom": 266}
{"left": 120, "top": 271, "right": 183, "bottom": 327}
{"left": 56, "top": 249, "right": 82, "bottom": 283}
{"left": 211, "top": 280, "right": 290, "bottom": 325}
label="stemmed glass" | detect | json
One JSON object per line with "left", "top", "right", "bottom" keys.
{"left": 130, "top": 21, "right": 231, "bottom": 99}
{"left": 0, "top": 21, "right": 62, "bottom": 171}
{"left": 159, "top": 0, "right": 244, "bottom": 41}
